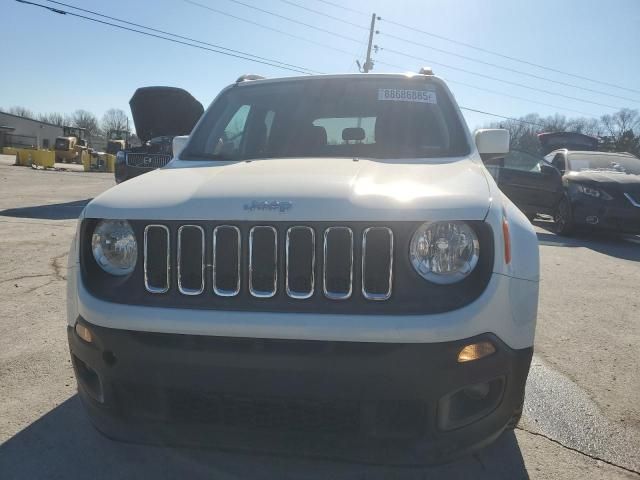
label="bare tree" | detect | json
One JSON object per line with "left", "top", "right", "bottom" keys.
{"left": 600, "top": 109, "right": 639, "bottom": 144}
{"left": 38, "top": 112, "right": 69, "bottom": 126}
{"left": 72, "top": 109, "right": 99, "bottom": 135}
{"left": 8, "top": 106, "right": 35, "bottom": 119}
{"left": 101, "top": 108, "right": 129, "bottom": 135}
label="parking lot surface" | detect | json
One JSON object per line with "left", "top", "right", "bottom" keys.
{"left": 1, "top": 157, "right": 639, "bottom": 479}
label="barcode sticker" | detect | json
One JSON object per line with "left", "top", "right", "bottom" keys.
{"left": 378, "top": 88, "right": 437, "bottom": 104}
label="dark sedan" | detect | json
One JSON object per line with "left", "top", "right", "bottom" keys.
{"left": 491, "top": 149, "right": 640, "bottom": 235}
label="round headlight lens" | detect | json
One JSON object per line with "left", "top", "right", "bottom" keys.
{"left": 409, "top": 221, "right": 479, "bottom": 284}
{"left": 91, "top": 220, "right": 137, "bottom": 276}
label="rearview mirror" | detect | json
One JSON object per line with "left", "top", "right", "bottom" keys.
{"left": 172, "top": 135, "right": 189, "bottom": 158}
{"left": 474, "top": 129, "right": 510, "bottom": 162}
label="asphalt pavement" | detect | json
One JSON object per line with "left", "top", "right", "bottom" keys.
{"left": 0, "top": 157, "right": 638, "bottom": 479}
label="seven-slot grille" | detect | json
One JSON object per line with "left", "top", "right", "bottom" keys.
{"left": 126, "top": 153, "right": 172, "bottom": 168}
{"left": 143, "top": 224, "right": 394, "bottom": 301}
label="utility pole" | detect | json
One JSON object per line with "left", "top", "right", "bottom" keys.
{"left": 362, "top": 13, "right": 377, "bottom": 73}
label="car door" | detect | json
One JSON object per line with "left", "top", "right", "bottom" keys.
{"left": 494, "top": 150, "right": 563, "bottom": 215}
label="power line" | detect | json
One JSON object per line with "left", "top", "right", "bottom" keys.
{"left": 37, "top": 0, "right": 318, "bottom": 74}
{"left": 375, "top": 59, "right": 597, "bottom": 117}
{"left": 380, "top": 31, "right": 640, "bottom": 104}
{"left": 314, "top": 0, "right": 368, "bottom": 16}
{"left": 295, "top": 0, "right": 638, "bottom": 102}
{"left": 182, "top": 0, "right": 361, "bottom": 60}
{"left": 379, "top": 17, "right": 640, "bottom": 95}
{"left": 381, "top": 47, "right": 622, "bottom": 110}
{"left": 212, "top": 0, "right": 622, "bottom": 111}
{"left": 459, "top": 107, "right": 546, "bottom": 127}
{"left": 16, "top": 1, "right": 576, "bottom": 130}
{"left": 223, "top": 0, "right": 362, "bottom": 43}
{"left": 182, "top": 0, "right": 604, "bottom": 116}
{"left": 278, "top": 0, "right": 368, "bottom": 31}
{"left": 311, "top": 0, "right": 639, "bottom": 95}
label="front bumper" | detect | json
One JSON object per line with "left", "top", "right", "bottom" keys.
{"left": 69, "top": 318, "right": 532, "bottom": 464}
{"left": 571, "top": 198, "right": 640, "bottom": 233}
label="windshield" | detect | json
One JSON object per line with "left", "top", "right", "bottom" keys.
{"left": 185, "top": 77, "right": 470, "bottom": 161}
{"left": 54, "top": 138, "right": 69, "bottom": 150}
{"left": 568, "top": 153, "right": 640, "bottom": 175}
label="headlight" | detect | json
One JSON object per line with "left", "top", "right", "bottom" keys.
{"left": 116, "top": 151, "right": 126, "bottom": 164}
{"left": 575, "top": 184, "right": 612, "bottom": 200}
{"left": 91, "top": 220, "right": 137, "bottom": 275}
{"left": 409, "top": 221, "right": 479, "bottom": 284}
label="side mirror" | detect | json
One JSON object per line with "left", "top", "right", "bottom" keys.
{"left": 541, "top": 163, "right": 560, "bottom": 177}
{"left": 172, "top": 135, "right": 189, "bottom": 158}
{"left": 474, "top": 129, "right": 510, "bottom": 162}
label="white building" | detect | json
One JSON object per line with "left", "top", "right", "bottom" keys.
{"left": 0, "top": 111, "right": 63, "bottom": 150}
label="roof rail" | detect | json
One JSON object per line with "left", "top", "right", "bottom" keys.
{"left": 235, "top": 74, "right": 266, "bottom": 83}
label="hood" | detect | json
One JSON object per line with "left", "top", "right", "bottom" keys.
{"left": 129, "top": 87, "right": 204, "bottom": 142}
{"left": 85, "top": 157, "right": 492, "bottom": 222}
{"left": 538, "top": 132, "right": 598, "bottom": 155}
{"left": 566, "top": 170, "right": 640, "bottom": 191}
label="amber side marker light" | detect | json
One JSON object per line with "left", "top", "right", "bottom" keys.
{"left": 502, "top": 214, "right": 512, "bottom": 265}
{"left": 75, "top": 323, "right": 93, "bottom": 343}
{"left": 457, "top": 341, "right": 496, "bottom": 363}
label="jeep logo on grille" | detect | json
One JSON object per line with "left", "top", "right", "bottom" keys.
{"left": 143, "top": 156, "right": 153, "bottom": 165}
{"left": 244, "top": 200, "right": 293, "bottom": 213}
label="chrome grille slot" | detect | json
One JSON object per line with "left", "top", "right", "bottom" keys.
{"left": 213, "top": 225, "right": 241, "bottom": 296}
{"left": 177, "top": 225, "right": 205, "bottom": 295}
{"left": 362, "top": 227, "right": 394, "bottom": 301}
{"left": 141, "top": 222, "right": 397, "bottom": 302}
{"left": 144, "top": 225, "right": 170, "bottom": 293}
{"left": 286, "top": 226, "right": 315, "bottom": 299}
{"left": 249, "top": 226, "right": 278, "bottom": 298}
{"left": 126, "top": 153, "right": 172, "bottom": 168}
{"left": 323, "top": 227, "right": 353, "bottom": 300}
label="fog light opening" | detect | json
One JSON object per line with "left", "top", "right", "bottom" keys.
{"left": 71, "top": 354, "right": 104, "bottom": 403}
{"left": 457, "top": 341, "right": 496, "bottom": 363}
{"left": 75, "top": 323, "right": 93, "bottom": 343}
{"left": 463, "top": 382, "right": 490, "bottom": 400}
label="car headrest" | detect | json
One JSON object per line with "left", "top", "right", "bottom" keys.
{"left": 342, "top": 127, "right": 365, "bottom": 142}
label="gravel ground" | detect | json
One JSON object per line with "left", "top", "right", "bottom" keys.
{"left": 0, "top": 158, "right": 638, "bottom": 479}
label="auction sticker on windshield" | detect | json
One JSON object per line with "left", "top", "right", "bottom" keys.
{"left": 378, "top": 88, "right": 437, "bottom": 104}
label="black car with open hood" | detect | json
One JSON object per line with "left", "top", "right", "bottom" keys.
{"left": 115, "top": 87, "right": 204, "bottom": 183}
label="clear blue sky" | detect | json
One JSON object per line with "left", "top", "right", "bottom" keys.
{"left": 2, "top": 0, "right": 639, "bottom": 131}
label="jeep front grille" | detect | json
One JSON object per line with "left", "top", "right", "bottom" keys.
{"left": 143, "top": 223, "right": 394, "bottom": 301}
{"left": 126, "top": 153, "right": 172, "bottom": 168}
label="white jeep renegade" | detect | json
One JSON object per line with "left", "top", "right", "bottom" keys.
{"left": 67, "top": 72, "right": 539, "bottom": 464}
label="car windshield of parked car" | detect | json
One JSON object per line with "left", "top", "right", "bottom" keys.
{"left": 184, "top": 77, "right": 470, "bottom": 161}
{"left": 568, "top": 153, "right": 640, "bottom": 175}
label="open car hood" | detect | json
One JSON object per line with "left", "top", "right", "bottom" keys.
{"left": 538, "top": 132, "right": 599, "bottom": 155}
{"left": 129, "top": 87, "right": 204, "bottom": 143}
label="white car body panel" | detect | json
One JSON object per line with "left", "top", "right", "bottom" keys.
{"left": 84, "top": 156, "right": 492, "bottom": 222}
{"left": 68, "top": 73, "right": 539, "bottom": 351}
{"left": 67, "top": 265, "right": 536, "bottom": 350}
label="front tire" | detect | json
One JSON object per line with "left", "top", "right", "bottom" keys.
{"left": 554, "top": 197, "right": 574, "bottom": 236}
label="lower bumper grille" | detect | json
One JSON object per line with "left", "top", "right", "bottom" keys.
{"left": 165, "top": 391, "right": 361, "bottom": 433}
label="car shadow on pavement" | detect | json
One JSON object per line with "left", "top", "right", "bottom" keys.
{"left": 0, "top": 199, "right": 91, "bottom": 220}
{"left": 534, "top": 221, "right": 640, "bottom": 262}
{"left": 0, "top": 395, "right": 530, "bottom": 480}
